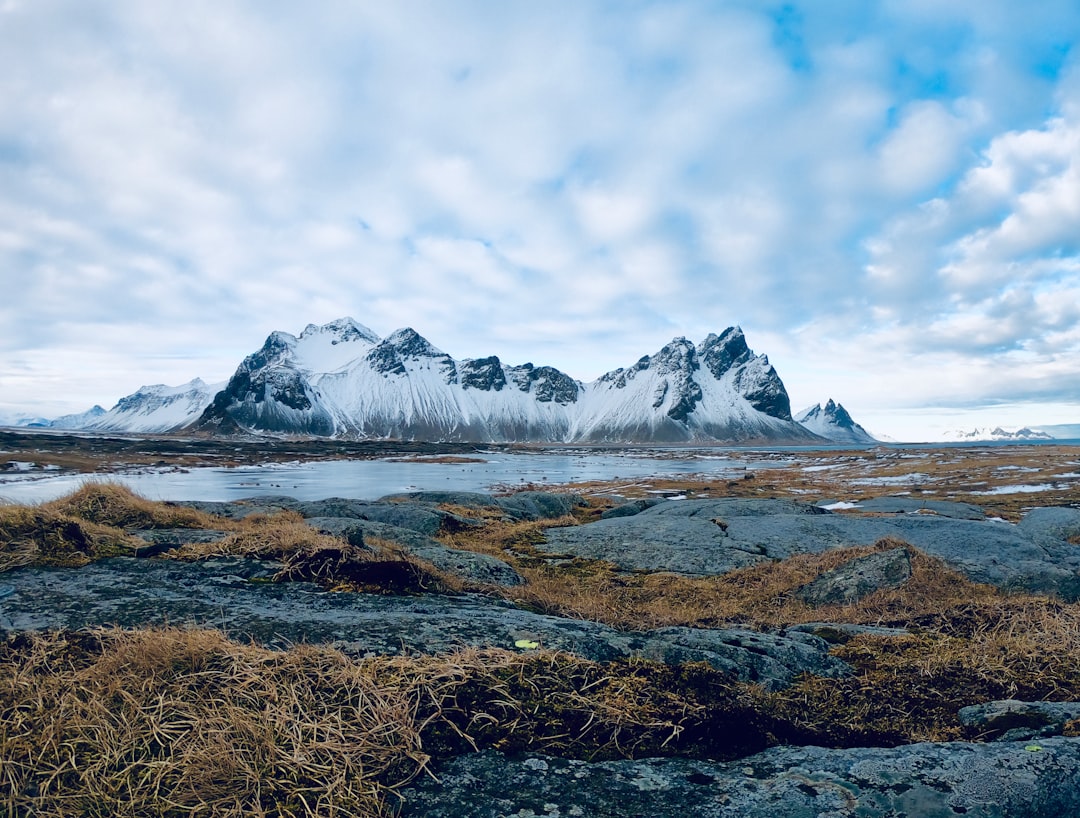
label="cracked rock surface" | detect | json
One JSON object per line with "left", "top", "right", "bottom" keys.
{"left": 399, "top": 739, "right": 1080, "bottom": 817}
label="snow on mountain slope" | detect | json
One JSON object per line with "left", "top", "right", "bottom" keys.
{"left": 64, "top": 317, "right": 834, "bottom": 443}
{"left": 796, "top": 399, "right": 877, "bottom": 444}
{"left": 198, "top": 318, "right": 822, "bottom": 443}
{"left": 572, "top": 328, "right": 817, "bottom": 443}
{"left": 38, "top": 405, "right": 107, "bottom": 430}
{"left": 85, "top": 379, "right": 227, "bottom": 433}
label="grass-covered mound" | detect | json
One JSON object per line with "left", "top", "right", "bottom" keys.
{"left": 0, "top": 482, "right": 222, "bottom": 570}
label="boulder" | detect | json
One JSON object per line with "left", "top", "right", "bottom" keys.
{"left": 129, "top": 528, "right": 230, "bottom": 557}
{"left": 795, "top": 548, "right": 912, "bottom": 606}
{"left": 494, "top": 491, "right": 585, "bottom": 520}
{"left": 600, "top": 498, "right": 666, "bottom": 519}
{"left": 297, "top": 499, "right": 478, "bottom": 536}
{"left": 959, "top": 700, "right": 1080, "bottom": 740}
{"left": 377, "top": 490, "right": 502, "bottom": 510}
{"left": 399, "top": 739, "right": 1080, "bottom": 817}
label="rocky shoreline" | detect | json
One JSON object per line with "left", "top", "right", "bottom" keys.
{"left": 4, "top": 481, "right": 1080, "bottom": 815}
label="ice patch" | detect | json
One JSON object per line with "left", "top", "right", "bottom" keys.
{"left": 820, "top": 501, "right": 860, "bottom": 510}
{"left": 972, "top": 484, "right": 1058, "bottom": 495}
{"left": 851, "top": 473, "right": 931, "bottom": 486}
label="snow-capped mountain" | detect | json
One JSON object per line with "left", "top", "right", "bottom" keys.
{"left": 195, "top": 318, "right": 822, "bottom": 444}
{"left": 940, "top": 426, "right": 1054, "bottom": 442}
{"left": 34, "top": 405, "right": 107, "bottom": 429}
{"left": 796, "top": 399, "right": 877, "bottom": 444}
{"left": 82, "top": 378, "right": 227, "bottom": 433}
{"left": 1, "top": 413, "right": 53, "bottom": 428}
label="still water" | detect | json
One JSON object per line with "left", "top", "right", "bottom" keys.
{"left": 0, "top": 450, "right": 767, "bottom": 504}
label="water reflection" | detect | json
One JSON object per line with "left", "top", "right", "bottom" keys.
{"left": 0, "top": 451, "right": 760, "bottom": 503}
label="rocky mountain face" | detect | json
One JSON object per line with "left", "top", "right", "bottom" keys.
{"left": 38, "top": 318, "right": 831, "bottom": 443}
{"left": 194, "top": 318, "right": 820, "bottom": 444}
{"left": 796, "top": 399, "right": 877, "bottom": 444}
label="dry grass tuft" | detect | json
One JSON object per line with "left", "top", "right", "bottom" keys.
{"left": 494, "top": 538, "right": 999, "bottom": 632}
{"left": 0, "top": 627, "right": 762, "bottom": 817}
{"left": 764, "top": 598, "right": 1080, "bottom": 746}
{"left": 0, "top": 503, "right": 140, "bottom": 570}
{"left": 1, "top": 484, "right": 231, "bottom": 571}
{"left": 0, "top": 627, "right": 424, "bottom": 817}
{"left": 45, "top": 482, "right": 223, "bottom": 530}
{"left": 373, "top": 648, "right": 765, "bottom": 762}
{"left": 166, "top": 514, "right": 464, "bottom": 594}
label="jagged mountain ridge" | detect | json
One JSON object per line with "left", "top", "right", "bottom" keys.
{"left": 195, "top": 317, "right": 823, "bottom": 443}
{"left": 795, "top": 399, "right": 877, "bottom": 444}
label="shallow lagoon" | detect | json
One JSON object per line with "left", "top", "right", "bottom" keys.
{"left": 0, "top": 450, "right": 768, "bottom": 504}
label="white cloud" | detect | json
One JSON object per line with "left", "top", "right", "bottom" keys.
{"left": 2, "top": 0, "right": 1080, "bottom": 437}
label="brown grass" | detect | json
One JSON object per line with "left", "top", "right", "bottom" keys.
{"left": 0, "top": 503, "right": 141, "bottom": 570}
{"left": 45, "top": 482, "right": 224, "bottom": 530}
{"left": 0, "top": 628, "right": 423, "bottom": 817}
{"left": 165, "top": 513, "right": 464, "bottom": 594}
{"left": 0, "top": 627, "right": 760, "bottom": 817}
{"left": 765, "top": 598, "right": 1080, "bottom": 746}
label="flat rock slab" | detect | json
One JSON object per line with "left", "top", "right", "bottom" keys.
{"left": 0, "top": 558, "right": 846, "bottom": 687}
{"left": 540, "top": 499, "right": 1080, "bottom": 599}
{"left": 380, "top": 490, "right": 584, "bottom": 521}
{"left": 399, "top": 738, "right": 1080, "bottom": 817}
{"left": 848, "top": 497, "right": 987, "bottom": 520}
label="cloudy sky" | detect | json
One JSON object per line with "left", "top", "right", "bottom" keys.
{"left": 2, "top": 1, "right": 1080, "bottom": 440}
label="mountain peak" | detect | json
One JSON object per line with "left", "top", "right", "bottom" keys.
{"left": 796, "top": 399, "right": 876, "bottom": 443}
{"left": 383, "top": 328, "right": 445, "bottom": 357}
{"left": 697, "top": 326, "right": 752, "bottom": 379}
{"left": 299, "top": 317, "right": 380, "bottom": 345}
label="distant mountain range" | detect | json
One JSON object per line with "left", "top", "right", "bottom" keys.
{"left": 940, "top": 426, "right": 1055, "bottom": 442}
{"left": 15, "top": 318, "right": 877, "bottom": 445}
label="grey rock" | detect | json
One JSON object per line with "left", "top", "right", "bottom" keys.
{"left": 1017, "top": 506, "right": 1080, "bottom": 546}
{"left": 786, "top": 622, "right": 909, "bottom": 644}
{"left": 298, "top": 499, "right": 477, "bottom": 536}
{"left": 129, "top": 528, "right": 230, "bottom": 557}
{"left": 851, "top": 496, "right": 986, "bottom": 520}
{"left": 635, "top": 627, "right": 847, "bottom": 689}
{"left": 600, "top": 498, "right": 666, "bottom": 519}
{"left": 541, "top": 499, "right": 1080, "bottom": 600}
{"left": 379, "top": 489, "right": 584, "bottom": 521}
{"left": 173, "top": 496, "right": 305, "bottom": 519}
{"left": 0, "top": 558, "right": 844, "bottom": 685}
{"left": 959, "top": 700, "right": 1080, "bottom": 740}
{"left": 377, "top": 490, "right": 501, "bottom": 510}
{"left": 795, "top": 548, "right": 912, "bottom": 606}
{"left": 399, "top": 738, "right": 1080, "bottom": 817}
{"left": 495, "top": 491, "right": 584, "bottom": 520}
{"left": 304, "top": 517, "right": 523, "bottom": 586}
